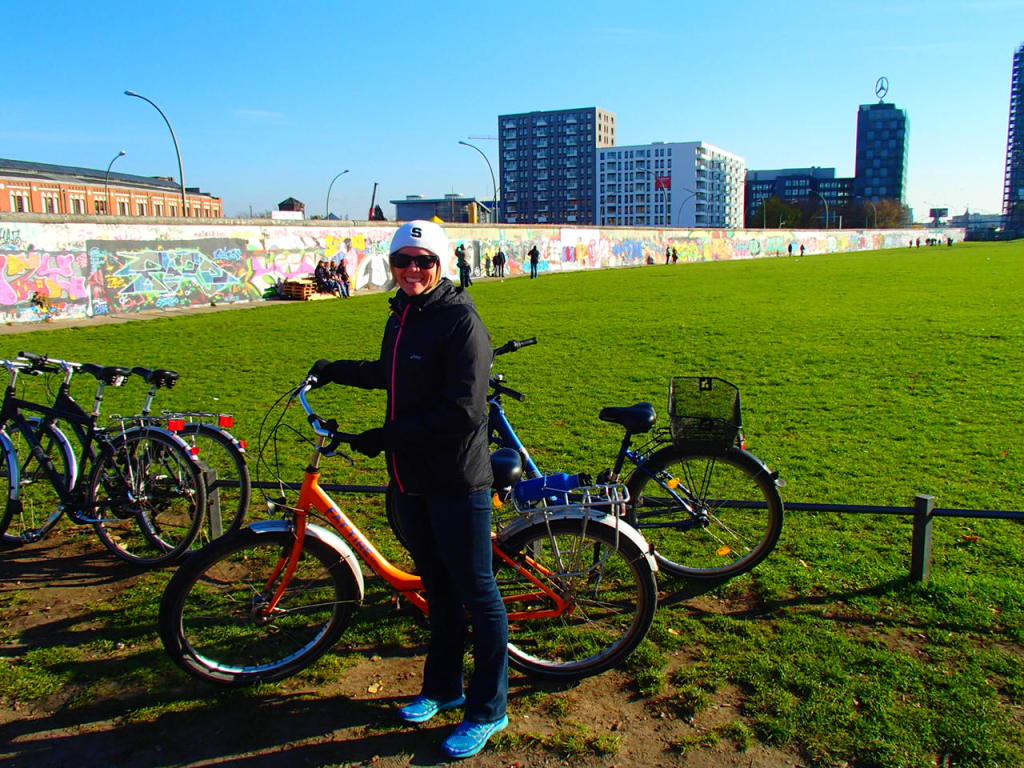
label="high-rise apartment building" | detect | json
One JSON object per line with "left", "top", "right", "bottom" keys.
{"left": 1002, "top": 43, "right": 1024, "bottom": 235}
{"left": 596, "top": 141, "right": 745, "bottom": 228}
{"left": 853, "top": 101, "right": 908, "bottom": 203}
{"left": 499, "top": 107, "right": 615, "bottom": 224}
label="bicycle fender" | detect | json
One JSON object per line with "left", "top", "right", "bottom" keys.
{"left": 117, "top": 425, "right": 197, "bottom": 455}
{"left": 0, "top": 431, "right": 19, "bottom": 499}
{"left": 499, "top": 509, "right": 658, "bottom": 572}
{"left": 248, "top": 519, "right": 365, "bottom": 601}
{"left": 190, "top": 422, "right": 247, "bottom": 453}
{"left": 727, "top": 446, "right": 784, "bottom": 486}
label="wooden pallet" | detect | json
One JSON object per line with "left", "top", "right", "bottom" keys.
{"left": 281, "top": 279, "right": 316, "bottom": 300}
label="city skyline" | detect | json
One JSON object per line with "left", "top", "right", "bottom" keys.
{"left": 4, "top": 0, "right": 1022, "bottom": 222}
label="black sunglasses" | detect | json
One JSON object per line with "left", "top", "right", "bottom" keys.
{"left": 390, "top": 252, "right": 439, "bottom": 269}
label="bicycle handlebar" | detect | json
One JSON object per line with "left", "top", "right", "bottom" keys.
{"left": 296, "top": 380, "right": 358, "bottom": 456}
{"left": 493, "top": 337, "right": 537, "bottom": 358}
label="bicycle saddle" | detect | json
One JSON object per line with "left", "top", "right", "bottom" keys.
{"left": 132, "top": 366, "right": 180, "bottom": 388}
{"left": 81, "top": 363, "right": 133, "bottom": 386}
{"left": 598, "top": 402, "right": 657, "bottom": 434}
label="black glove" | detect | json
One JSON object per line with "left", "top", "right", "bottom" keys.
{"left": 349, "top": 428, "right": 386, "bottom": 458}
{"left": 307, "top": 359, "right": 332, "bottom": 389}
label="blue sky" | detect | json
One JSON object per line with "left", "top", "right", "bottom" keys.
{"left": 6, "top": 0, "right": 1023, "bottom": 220}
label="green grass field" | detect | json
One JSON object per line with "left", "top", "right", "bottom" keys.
{"left": 2, "top": 241, "right": 1023, "bottom": 767}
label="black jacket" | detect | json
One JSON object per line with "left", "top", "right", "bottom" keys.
{"left": 322, "top": 279, "right": 493, "bottom": 495}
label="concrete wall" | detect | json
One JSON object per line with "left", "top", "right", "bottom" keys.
{"left": 0, "top": 215, "right": 964, "bottom": 324}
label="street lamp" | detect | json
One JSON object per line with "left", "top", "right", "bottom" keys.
{"left": 675, "top": 187, "right": 698, "bottom": 226}
{"left": 124, "top": 90, "right": 187, "bottom": 217}
{"left": 104, "top": 150, "right": 126, "bottom": 216}
{"left": 866, "top": 199, "right": 878, "bottom": 228}
{"left": 812, "top": 189, "right": 830, "bottom": 229}
{"left": 326, "top": 169, "right": 350, "bottom": 219}
{"left": 458, "top": 140, "right": 498, "bottom": 223}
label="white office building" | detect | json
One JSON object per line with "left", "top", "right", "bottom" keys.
{"left": 596, "top": 141, "right": 746, "bottom": 228}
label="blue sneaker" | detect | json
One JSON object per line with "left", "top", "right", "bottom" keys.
{"left": 441, "top": 715, "right": 509, "bottom": 758}
{"left": 397, "top": 694, "right": 466, "bottom": 724}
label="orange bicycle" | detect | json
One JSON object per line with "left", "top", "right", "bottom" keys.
{"left": 159, "top": 372, "right": 658, "bottom": 685}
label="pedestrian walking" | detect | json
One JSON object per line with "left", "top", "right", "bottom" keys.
{"left": 528, "top": 245, "right": 540, "bottom": 279}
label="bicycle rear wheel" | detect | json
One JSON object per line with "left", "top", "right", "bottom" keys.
{"left": 0, "top": 421, "right": 76, "bottom": 545}
{"left": 159, "top": 529, "right": 360, "bottom": 686}
{"left": 626, "top": 445, "right": 783, "bottom": 580}
{"left": 90, "top": 429, "right": 205, "bottom": 566}
{"left": 496, "top": 517, "right": 657, "bottom": 680}
{"left": 177, "top": 423, "right": 250, "bottom": 545}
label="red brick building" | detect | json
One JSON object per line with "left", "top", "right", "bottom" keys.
{"left": 0, "top": 158, "right": 222, "bottom": 217}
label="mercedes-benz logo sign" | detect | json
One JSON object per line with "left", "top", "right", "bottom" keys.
{"left": 875, "top": 76, "right": 889, "bottom": 102}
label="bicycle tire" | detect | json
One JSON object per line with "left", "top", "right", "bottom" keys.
{"left": 90, "top": 429, "right": 206, "bottom": 566}
{"left": 159, "top": 528, "right": 360, "bottom": 686}
{"left": 176, "top": 423, "right": 251, "bottom": 544}
{"left": 626, "top": 445, "right": 783, "bottom": 580}
{"left": 384, "top": 482, "right": 416, "bottom": 554}
{"left": 497, "top": 516, "right": 657, "bottom": 680}
{"left": 0, "top": 420, "right": 76, "bottom": 545}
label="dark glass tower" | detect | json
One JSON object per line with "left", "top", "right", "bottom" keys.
{"left": 498, "top": 107, "right": 615, "bottom": 224}
{"left": 853, "top": 102, "right": 908, "bottom": 204}
{"left": 1003, "top": 43, "right": 1024, "bottom": 235}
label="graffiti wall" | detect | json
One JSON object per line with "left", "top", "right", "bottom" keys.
{"left": 0, "top": 217, "right": 964, "bottom": 324}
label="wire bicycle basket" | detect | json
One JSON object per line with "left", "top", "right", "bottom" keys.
{"left": 668, "top": 376, "right": 742, "bottom": 451}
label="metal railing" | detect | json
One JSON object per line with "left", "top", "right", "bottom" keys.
{"left": 250, "top": 481, "right": 1023, "bottom": 583}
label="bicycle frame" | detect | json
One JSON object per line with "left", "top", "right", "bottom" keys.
{"left": 258, "top": 386, "right": 572, "bottom": 622}
{"left": 487, "top": 392, "right": 542, "bottom": 479}
{"left": 0, "top": 362, "right": 101, "bottom": 513}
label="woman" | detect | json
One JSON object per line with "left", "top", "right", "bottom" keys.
{"left": 310, "top": 220, "right": 508, "bottom": 759}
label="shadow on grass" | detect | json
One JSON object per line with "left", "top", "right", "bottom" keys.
{"left": 658, "top": 574, "right": 1002, "bottom": 633}
{"left": 1, "top": 673, "right": 563, "bottom": 768}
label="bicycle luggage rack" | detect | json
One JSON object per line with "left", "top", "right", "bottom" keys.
{"left": 495, "top": 482, "right": 630, "bottom": 530}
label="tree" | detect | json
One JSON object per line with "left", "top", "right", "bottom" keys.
{"left": 749, "top": 196, "right": 802, "bottom": 228}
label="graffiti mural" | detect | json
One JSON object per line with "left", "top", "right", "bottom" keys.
{"left": 0, "top": 218, "right": 964, "bottom": 324}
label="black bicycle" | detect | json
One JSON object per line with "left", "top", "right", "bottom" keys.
{"left": 0, "top": 355, "right": 207, "bottom": 566}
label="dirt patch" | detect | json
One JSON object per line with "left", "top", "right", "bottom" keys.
{"left": 0, "top": 531, "right": 805, "bottom": 768}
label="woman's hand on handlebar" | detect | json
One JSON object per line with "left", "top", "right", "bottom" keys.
{"left": 349, "top": 427, "right": 385, "bottom": 458}
{"left": 306, "top": 359, "right": 333, "bottom": 388}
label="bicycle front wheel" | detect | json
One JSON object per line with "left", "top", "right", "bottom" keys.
{"left": 626, "top": 446, "right": 783, "bottom": 580}
{"left": 177, "top": 423, "right": 251, "bottom": 545}
{"left": 496, "top": 517, "right": 657, "bottom": 680}
{"left": 159, "top": 529, "right": 360, "bottom": 686}
{"left": 90, "top": 430, "right": 205, "bottom": 566}
{"left": 0, "top": 421, "right": 76, "bottom": 545}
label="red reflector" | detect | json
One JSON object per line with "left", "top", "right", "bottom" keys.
{"left": 168, "top": 419, "right": 186, "bottom": 432}
{"left": 219, "top": 414, "right": 235, "bottom": 428}
{"left": 239, "top": 440, "right": 248, "bottom": 451}
{"left": 191, "top": 446, "right": 201, "bottom": 456}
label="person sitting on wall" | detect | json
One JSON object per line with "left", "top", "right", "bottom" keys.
{"left": 315, "top": 260, "right": 343, "bottom": 297}
{"left": 334, "top": 259, "right": 351, "bottom": 298}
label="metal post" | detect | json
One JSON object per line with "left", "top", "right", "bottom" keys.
{"left": 459, "top": 141, "right": 498, "bottom": 223}
{"left": 124, "top": 90, "right": 188, "bottom": 217}
{"left": 910, "top": 494, "right": 935, "bottom": 582}
{"left": 325, "top": 169, "right": 350, "bottom": 219}
{"left": 104, "top": 150, "right": 126, "bottom": 216}
{"left": 813, "top": 189, "right": 830, "bottom": 230}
